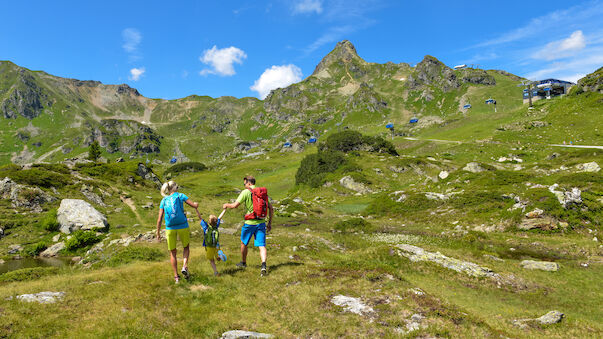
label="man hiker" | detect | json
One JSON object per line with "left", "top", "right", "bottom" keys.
{"left": 223, "top": 175, "right": 274, "bottom": 276}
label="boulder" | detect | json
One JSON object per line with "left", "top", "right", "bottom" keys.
{"left": 520, "top": 260, "right": 559, "bottom": 271}
{"left": 513, "top": 310, "right": 564, "bottom": 328}
{"left": 330, "top": 295, "right": 374, "bottom": 316}
{"left": 40, "top": 242, "right": 65, "bottom": 257}
{"left": 575, "top": 162, "right": 600, "bottom": 173}
{"left": 15, "top": 291, "right": 65, "bottom": 304}
{"left": 57, "top": 199, "right": 108, "bottom": 234}
{"left": 525, "top": 208, "right": 544, "bottom": 219}
{"left": 8, "top": 244, "right": 23, "bottom": 254}
{"left": 425, "top": 192, "right": 449, "bottom": 200}
{"left": 518, "top": 217, "right": 558, "bottom": 231}
{"left": 463, "top": 162, "right": 484, "bottom": 173}
{"left": 396, "top": 244, "right": 498, "bottom": 279}
{"left": 221, "top": 330, "right": 273, "bottom": 339}
{"left": 548, "top": 184, "right": 582, "bottom": 208}
{"left": 339, "top": 176, "right": 372, "bottom": 194}
{"left": 136, "top": 163, "right": 161, "bottom": 188}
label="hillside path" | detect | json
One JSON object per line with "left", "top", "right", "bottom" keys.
{"left": 548, "top": 144, "right": 603, "bottom": 150}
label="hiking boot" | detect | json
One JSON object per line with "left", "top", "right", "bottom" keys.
{"left": 236, "top": 261, "right": 247, "bottom": 268}
{"left": 181, "top": 267, "right": 190, "bottom": 280}
{"left": 260, "top": 263, "right": 267, "bottom": 276}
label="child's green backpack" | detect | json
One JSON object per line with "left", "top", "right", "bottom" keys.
{"left": 204, "top": 225, "right": 219, "bottom": 248}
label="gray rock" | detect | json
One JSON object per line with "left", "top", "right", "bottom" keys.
{"left": 425, "top": 192, "right": 449, "bottom": 200}
{"left": 136, "top": 163, "right": 161, "bottom": 188}
{"left": 0, "top": 177, "right": 56, "bottom": 212}
{"left": 115, "top": 157, "right": 124, "bottom": 163}
{"left": 548, "top": 184, "right": 582, "bottom": 208}
{"left": 513, "top": 310, "right": 564, "bottom": 328}
{"left": 518, "top": 217, "right": 558, "bottom": 231}
{"left": 330, "top": 295, "right": 374, "bottom": 315}
{"left": 575, "top": 161, "right": 600, "bottom": 173}
{"left": 52, "top": 234, "right": 61, "bottom": 242}
{"left": 396, "top": 244, "right": 498, "bottom": 278}
{"left": 57, "top": 199, "right": 108, "bottom": 234}
{"left": 438, "top": 170, "right": 449, "bottom": 179}
{"left": 40, "top": 242, "right": 65, "bottom": 257}
{"left": 339, "top": 176, "right": 372, "bottom": 194}
{"left": 8, "top": 244, "right": 23, "bottom": 254}
{"left": 16, "top": 291, "right": 65, "bottom": 304}
{"left": 463, "top": 162, "right": 485, "bottom": 173}
{"left": 389, "top": 191, "right": 407, "bottom": 202}
{"left": 525, "top": 208, "right": 544, "bottom": 219}
{"left": 520, "top": 260, "right": 559, "bottom": 271}
{"left": 220, "top": 330, "right": 274, "bottom": 339}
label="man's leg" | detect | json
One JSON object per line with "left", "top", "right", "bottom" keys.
{"left": 240, "top": 242, "right": 248, "bottom": 263}
{"left": 255, "top": 224, "right": 267, "bottom": 275}
{"left": 259, "top": 246, "right": 267, "bottom": 263}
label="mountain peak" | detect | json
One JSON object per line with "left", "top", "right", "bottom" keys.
{"left": 312, "top": 40, "right": 365, "bottom": 76}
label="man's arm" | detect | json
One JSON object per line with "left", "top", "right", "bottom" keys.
{"left": 266, "top": 201, "right": 274, "bottom": 232}
{"left": 223, "top": 201, "right": 241, "bottom": 210}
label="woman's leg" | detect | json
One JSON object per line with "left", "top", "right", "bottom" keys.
{"left": 183, "top": 245, "right": 190, "bottom": 270}
{"left": 170, "top": 249, "right": 178, "bottom": 277}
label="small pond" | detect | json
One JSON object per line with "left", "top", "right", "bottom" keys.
{"left": 0, "top": 257, "right": 73, "bottom": 275}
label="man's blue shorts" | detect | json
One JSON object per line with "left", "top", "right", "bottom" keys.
{"left": 240, "top": 223, "right": 266, "bottom": 247}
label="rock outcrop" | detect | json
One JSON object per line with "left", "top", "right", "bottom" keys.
{"left": 330, "top": 295, "right": 374, "bottom": 316}
{"left": 463, "top": 162, "right": 485, "bottom": 173}
{"left": 15, "top": 291, "right": 65, "bottom": 304}
{"left": 339, "top": 176, "right": 372, "bottom": 194}
{"left": 520, "top": 260, "right": 559, "bottom": 271}
{"left": 40, "top": 242, "right": 66, "bottom": 257}
{"left": 220, "top": 330, "right": 273, "bottom": 339}
{"left": 57, "top": 199, "right": 108, "bottom": 234}
{"left": 0, "top": 177, "right": 56, "bottom": 212}
{"left": 513, "top": 310, "right": 564, "bottom": 328}
{"left": 1, "top": 67, "right": 51, "bottom": 119}
{"left": 407, "top": 55, "right": 460, "bottom": 93}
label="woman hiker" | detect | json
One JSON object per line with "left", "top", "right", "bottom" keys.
{"left": 156, "top": 180, "right": 202, "bottom": 283}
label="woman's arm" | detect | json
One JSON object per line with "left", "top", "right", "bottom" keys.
{"left": 185, "top": 199, "right": 202, "bottom": 220}
{"left": 156, "top": 208, "right": 164, "bottom": 241}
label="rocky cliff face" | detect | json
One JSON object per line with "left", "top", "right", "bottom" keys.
{"left": 407, "top": 56, "right": 460, "bottom": 93}
{"left": 84, "top": 119, "right": 162, "bottom": 155}
{"left": 312, "top": 40, "right": 366, "bottom": 76}
{"left": 576, "top": 67, "right": 603, "bottom": 93}
{"left": 1, "top": 69, "right": 51, "bottom": 119}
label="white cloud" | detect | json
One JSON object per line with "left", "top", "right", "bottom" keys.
{"left": 128, "top": 67, "right": 145, "bottom": 81}
{"left": 293, "top": 0, "right": 323, "bottom": 14}
{"left": 250, "top": 64, "right": 303, "bottom": 99}
{"left": 524, "top": 51, "right": 603, "bottom": 81}
{"left": 199, "top": 46, "right": 247, "bottom": 76}
{"left": 122, "top": 28, "right": 142, "bottom": 53}
{"left": 532, "top": 30, "right": 587, "bottom": 60}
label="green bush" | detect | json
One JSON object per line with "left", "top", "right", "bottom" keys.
{"left": 2, "top": 168, "right": 69, "bottom": 188}
{"left": 64, "top": 230, "right": 102, "bottom": 251}
{"left": 0, "top": 267, "right": 58, "bottom": 282}
{"left": 105, "top": 246, "right": 164, "bottom": 267}
{"left": 41, "top": 209, "right": 59, "bottom": 232}
{"left": 164, "top": 162, "right": 207, "bottom": 177}
{"left": 24, "top": 241, "right": 49, "bottom": 256}
{"left": 335, "top": 218, "right": 374, "bottom": 232}
{"left": 366, "top": 193, "right": 441, "bottom": 216}
{"left": 295, "top": 150, "right": 346, "bottom": 187}
{"left": 319, "top": 130, "right": 398, "bottom": 155}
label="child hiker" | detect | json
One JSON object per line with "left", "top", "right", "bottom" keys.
{"left": 156, "top": 180, "right": 202, "bottom": 283}
{"left": 200, "top": 212, "right": 227, "bottom": 276}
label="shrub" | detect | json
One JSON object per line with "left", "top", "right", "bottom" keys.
{"left": 105, "top": 246, "right": 164, "bottom": 267}
{"left": 366, "top": 193, "right": 441, "bottom": 216}
{"left": 164, "top": 162, "right": 207, "bottom": 177}
{"left": 0, "top": 267, "right": 58, "bottom": 282}
{"left": 295, "top": 150, "right": 346, "bottom": 187}
{"left": 3, "top": 168, "right": 69, "bottom": 188}
{"left": 24, "top": 241, "right": 49, "bottom": 256}
{"left": 64, "top": 230, "right": 102, "bottom": 251}
{"left": 319, "top": 130, "right": 398, "bottom": 155}
{"left": 40, "top": 209, "right": 59, "bottom": 232}
{"left": 335, "top": 218, "right": 374, "bottom": 232}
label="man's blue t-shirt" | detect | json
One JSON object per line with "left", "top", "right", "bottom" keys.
{"left": 159, "top": 192, "right": 189, "bottom": 230}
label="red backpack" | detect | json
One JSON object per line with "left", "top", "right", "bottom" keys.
{"left": 244, "top": 187, "right": 269, "bottom": 220}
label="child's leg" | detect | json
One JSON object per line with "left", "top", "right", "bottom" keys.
{"left": 170, "top": 249, "right": 178, "bottom": 277}
{"left": 209, "top": 259, "right": 218, "bottom": 275}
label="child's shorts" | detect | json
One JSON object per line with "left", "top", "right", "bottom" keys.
{"left": 205, "top": 247, "right": 218, "bottom": 260}
{"left": 165, "top": 228, "right": 190, "bottom": 251}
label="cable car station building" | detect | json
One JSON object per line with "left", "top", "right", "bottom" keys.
{"left": 523, "top": 78, "right": 574, "bottom": 104}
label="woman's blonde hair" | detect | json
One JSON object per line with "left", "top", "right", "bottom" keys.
{"left": 160, "top": 181, "right": 178, "bottom": 197}
{"left": 208, "top": 215, "right": 218, "bottom": 227}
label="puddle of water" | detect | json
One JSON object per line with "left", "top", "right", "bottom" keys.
{"left": 0, "top": 257, "right": 73, "bottom": 275}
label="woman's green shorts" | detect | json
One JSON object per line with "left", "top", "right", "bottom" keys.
{"left": 165, "top": 228, "right": 190, "bottom": 251}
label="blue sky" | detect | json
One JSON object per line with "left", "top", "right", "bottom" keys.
{"left": 1, "top": 0, "right": 602, "bottom": 99}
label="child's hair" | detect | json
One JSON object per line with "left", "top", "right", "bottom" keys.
{"left": 160, "top": 181, "right": 178, "bottom": 197}
{"left": 208, "top": 215, "right": 218, "bottom": 226}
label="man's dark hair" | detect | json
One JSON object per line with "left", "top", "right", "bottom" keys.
{"left": 243, "top": 175, "right": 256, "bottom": 185}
